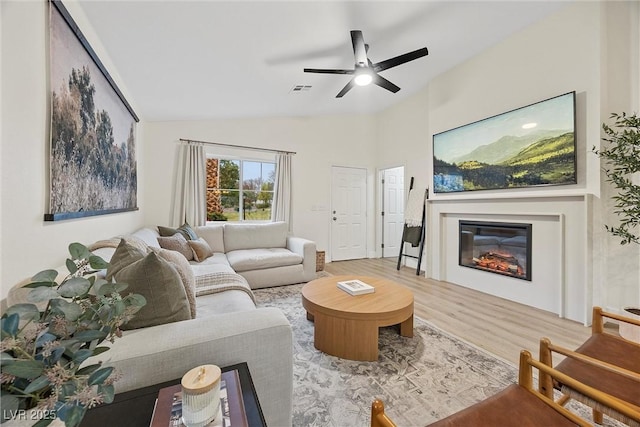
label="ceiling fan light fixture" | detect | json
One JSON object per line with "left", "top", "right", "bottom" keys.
{"left": 303, "top": 30, "right": 428, "bottom": 97}
{"left": 354, "top": 70, "right": 373, "bottom": 86}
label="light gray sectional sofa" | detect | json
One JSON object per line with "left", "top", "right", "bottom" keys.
{"left": 4, "top": 221, "right": 317, "bottom": 427}
{"left": 190, "top": 221, "right": 318, "bottom": 288}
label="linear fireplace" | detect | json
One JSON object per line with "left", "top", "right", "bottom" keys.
{"left": 459, "top": 220, "right": 532, "bottom": 281}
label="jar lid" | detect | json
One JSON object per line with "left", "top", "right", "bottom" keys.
{"left": 181, "top": 365, "right": 221, "bottom": 394}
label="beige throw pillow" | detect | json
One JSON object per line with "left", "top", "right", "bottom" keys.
{"left": 106, "top": 239, "right": 146, "bottom": 281}
{"left": 157, "top": 233, "right": 194, "bottom": 261}
{"left": 189, "top": 238, "right": 214, "bottom": 262}
{"left": 115, "top": 252, "right": 191, "bottom": 330}
{"left": 151, "top": 247, "right": 197, "bottom": 318}
{"left": 122, "top": 235, "right": 150, "bottom": 253}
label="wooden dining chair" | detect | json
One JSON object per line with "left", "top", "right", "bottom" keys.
{"left": 370, "top": 350, "right": 640, "bottom": 427}
{"left": 371, "top": 399, "right": 397, "bottom": 427}
{"left": 539, "top": 306, "right": 640, "bottom": 425}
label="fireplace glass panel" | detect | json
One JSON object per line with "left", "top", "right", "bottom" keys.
{"left": 459, "top": 221, "right": 532, "bottom": 281}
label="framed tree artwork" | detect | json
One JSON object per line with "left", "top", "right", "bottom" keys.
{"left": 45, "top": 0, "right": 139, "bottom": 221}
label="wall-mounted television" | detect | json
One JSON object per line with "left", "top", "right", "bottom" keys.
{"left": 432, "top": 91, "right": 576, "bottom": 193}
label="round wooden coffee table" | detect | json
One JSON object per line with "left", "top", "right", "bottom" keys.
{"left": 301, "top": 275, "right": 414, "bottom": 361}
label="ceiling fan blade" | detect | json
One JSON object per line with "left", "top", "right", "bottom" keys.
{"left": 372, "top": 74, "right": 401, "bottom": 93}
{"left": 350, "top": 30, "right": 368, "bottom": 66}
{"left": 373, "top": 47, "right": 429, "bottom": 73}
{"left": 304, "top": 68, "right": 354, "bottom": 75}
{"left": 336, "top": 79, "right": 356, "bottom": 98}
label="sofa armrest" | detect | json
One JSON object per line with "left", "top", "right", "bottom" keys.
{"left": 89, "top": 308, "right": 293, "bottom": 427}
{"left": 287, "top": 236, "right": 317, "bottom": 281}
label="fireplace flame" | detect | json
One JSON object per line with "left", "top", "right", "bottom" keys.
{"left": 472, "top": 252, "right": 525, "bottom": 277}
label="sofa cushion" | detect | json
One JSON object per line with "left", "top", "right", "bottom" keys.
{"left": 158, "top": 233, "right": 194, "bottom": 261}
{"left": 226, "top": 248, "right": 303, "bottom": 272}
{"left": 191, "top": 252, "right": 231, "bottom": 267}
{"left": 115, "top": 252, "right": 191, "bottom": 330}
{"left": 106, "top": 239, "right": 146, "bottom": 281}
{"left": 190, "top": 257, "right": 236, "bottom": 278}
{"left": 196, "top": 290, "right": 256, "bottom": 316}
{"left": 188, "top": 238, "right": 214, "bottom": 262}
{"left": 194, "top": 224, "right": 225, "bottom": 253}
{"left": 151, "top": 247, "right": 197, "bottom": 319}
{"left": 195, "top": 263, "right": 237, "bottom": 278}
{"left": 224, "top": 222, "right": 288, "bottom": 252}
{"left": 130, "top": 228, "right": 161, "bottom": 249}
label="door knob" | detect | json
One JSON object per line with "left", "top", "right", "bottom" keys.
{"left": 333, "top": 217, "right": 337, "bottom": 221}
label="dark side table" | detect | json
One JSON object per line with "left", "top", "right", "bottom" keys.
{"left": 81, "top": 362, "right": 265, "bottom": 427}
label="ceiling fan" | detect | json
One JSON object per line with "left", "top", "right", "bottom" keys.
{"left": 304, "top": 30, "right": 428, "bottom": 98}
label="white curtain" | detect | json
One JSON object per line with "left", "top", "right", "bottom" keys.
{"left": 171, "top": 142, "right": 206, "bottom": 226}
{"left": 271, "top": 152, "right": 292, "bottom": 231}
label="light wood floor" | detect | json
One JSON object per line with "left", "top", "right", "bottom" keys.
{"left": 324, "top": 258, "right": 598, "bottom": 366}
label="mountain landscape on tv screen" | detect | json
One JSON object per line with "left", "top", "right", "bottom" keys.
{"left": 433, "top": 129, "right": 575, "bottom": 192}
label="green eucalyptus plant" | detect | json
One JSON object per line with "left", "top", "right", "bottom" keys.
{"left": 1, "top": 243, "right": 146, "bottom": 427}
{"left": 594, "top": 112, "right": 640, "bottom": 245}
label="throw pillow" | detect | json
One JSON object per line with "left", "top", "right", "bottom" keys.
{"left": 193, "top": 224, "right": 225, "bottom": 253}
{"left": 158, "top": 225, "right": 179, "bottom": 237}
{"left": 157, "top": 233, "right": 194, "bottom": 261}
{"left": 115, "top": 252, "right": 191, "bottom": 330}
{"left": 122, "top": 235, "right": 150, "bottom": 253}
{"left": 189, "top": 238, "right": 214, "bottom": 262}
{"left": 106, "top": 239, "right": 146, "bottom": 281}
{"left": 151, "top": 247, "right": 197, "bottom": 318}
{"left": 157, "top": 223, "right": 198, "bottom": 240}
{"left": 177, "top": 222, "right": 198, "bottom": 240}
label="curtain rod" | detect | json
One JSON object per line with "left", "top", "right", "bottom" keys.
{"left": 179, "top": 138, "right": 296, "bottom": 155}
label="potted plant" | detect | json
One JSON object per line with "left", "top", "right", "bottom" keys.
{"left": 595, "top": 112, "right": 640, "bottom": 340}
{"left": 1, "top": 243, "right": 146, "bottom": 427}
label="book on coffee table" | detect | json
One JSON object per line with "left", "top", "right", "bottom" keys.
{"left": 150, "top": 370, "right": 247, "bottom": 427}
{"left": 337, "top": 279, "right": 375, "bottom": 296}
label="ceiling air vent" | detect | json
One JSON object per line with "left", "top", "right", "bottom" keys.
{"left": 290, "top": 85, "right": 312, "bottom": 93}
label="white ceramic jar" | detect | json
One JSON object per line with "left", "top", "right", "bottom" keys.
{"left": 180, "top": 365, "right": 222, "bottom": 427}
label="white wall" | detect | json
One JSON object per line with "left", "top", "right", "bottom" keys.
{"left": 375, "top": 88, "right": 431, "bottom": 265}
{"left": 375, "top": 1, "right": 640, "bottom": 322}
{"left": 142, "top": 115, "right": 379, "bottom": 260}
{"left": 427, "top": 1, "right": 601, "bottom": 324}
{"left": 427, "top": 2, "right": 601, "bottom": 196}
{"left": 595, "top": 1, "right": 640, "bottom": 313}
{"left": 0, "top": 1, "right": 146, "bottom": 299}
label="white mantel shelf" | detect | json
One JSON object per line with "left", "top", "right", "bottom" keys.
{"left": 428, "top": 188, "right": 591, "bottom": 203}
{"left": 426, "top": 195, "right": 589, "bottom": 325}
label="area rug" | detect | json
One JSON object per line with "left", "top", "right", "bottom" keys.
{"left": 254, "top": 283, "right": 517, "bottom": 426}
{"left": 255, "top": 283, "right": 626, "bottom": 427}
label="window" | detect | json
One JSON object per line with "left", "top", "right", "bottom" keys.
{"left": 206, "top": 158, "right": 275, "bottom": 221}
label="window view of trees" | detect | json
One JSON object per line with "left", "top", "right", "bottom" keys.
{"left": 206, "top": 158, "right": 275, "bottom": 221}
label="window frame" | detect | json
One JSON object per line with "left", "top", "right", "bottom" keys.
{"left": 207, "top": 156, "right": 276, "bottom": 222}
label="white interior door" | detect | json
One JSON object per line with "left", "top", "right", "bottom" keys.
{"left": 331, "top": 166, "right": 367, "bottom": 261}
{"left": 382, "top": 167, "right": 405, "bottom": 257}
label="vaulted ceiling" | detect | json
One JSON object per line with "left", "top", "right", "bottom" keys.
{"left": 76, "top": 1, "right": 571, "bottom": 122}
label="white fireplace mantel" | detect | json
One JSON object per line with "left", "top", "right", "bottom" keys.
{"left": 426, "top": 195, "right": 588, "bottom": 324}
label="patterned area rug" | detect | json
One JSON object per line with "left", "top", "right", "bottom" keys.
{"left": 255, "top": 282, "right": 626, "bottom": 427}
{"left": 255, "top": 283, "right": 517, "bottom": 426}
